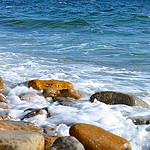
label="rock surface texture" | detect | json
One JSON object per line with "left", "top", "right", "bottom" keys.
{"left": 0, "top": 121, "right": 20, "bottom": 130}
{"left": 90, "top": 91, "right": 150, "bottom": 108}
{"left": 0, "top": 104, "right": 9, "bottom": 109}
{"left": 19, "top": 92, "right": 37, "bottom": 102}
{"left": 0, "top": 94, "right": 8, "bottom": 103}
{"left": 44, "top": 136, "right": 59, "bottom": 150}
{"left": 0, "top": 77, "right": 4, "bottom": 94}
{"left": 49, "top": 136, "right": 85, "bottom": 150}
{"left": 43, "top": 88, "right": 82, "bottom": 99}
{"left": 0, "top": 115, "right": 13, "bottom": 120}
{"left": 28, "top": 80, "right": 74, "bottom": 91}
{"left": 21, "top": 108, "right": 44, "bottom": 120}
{"left": 1, "top": 120, "right": 44, "bottom": 134}
{"left": 70, "top": 123, "right": 131, "bottom": 150}
{"left": 0, "top": 130, "right": 44, "bottom": 150}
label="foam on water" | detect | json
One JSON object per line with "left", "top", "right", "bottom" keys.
{"left": 1, "top": 57, "right": 150, "bottom": 149}
{"left": 2, "top": 83, "right": 150, "bottom": 149}
{"left": 1, "top": 52, "right": 150, "bottom": 100}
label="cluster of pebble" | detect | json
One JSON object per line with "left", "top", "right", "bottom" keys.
{"left": 0, "top": 76, "right": 150, "bottom": 149}
{"left": 0, "top": 120, "right": 131, "bottom": 150}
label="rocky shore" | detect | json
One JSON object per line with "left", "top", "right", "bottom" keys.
{"left": 0, "top": 77, "right": 150, "bottom": 149}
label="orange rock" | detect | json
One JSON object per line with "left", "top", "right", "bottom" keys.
{"left": 43, "top": 88, "right": 59, "bottom": 97}
{"left": 44, "top": 136, "right": 59, "bottom": 150}
{"left": 58, "top": 89, "right": 82, "bottom": 99}
{"left": 0, "top": 115, "right": 13, "bottom": 120}
{"left": 0, "top": 121, "right": 20, "bottom": 130}
{"left": 0, "top": 105, "right": 9, "bottom": 109}
{"left": 1, "top": 120, "right": 44, "bottom": 134}
{"left": 0, "top": 77, "right": 4, "bottom": 94}
{"left": 0, "top": 94, "right": 8, "bottom": 103}
{"left": 43, "top": 88, "right": 82, "bottom": 99}
{"left": 28, "top": 80, "right": 74, "bottom": 91}
{"left": 69, "top": 123, "right": 131, "bottom": 150}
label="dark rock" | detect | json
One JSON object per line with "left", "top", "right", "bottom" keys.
{"left": 89, "top": 91, "right": 150, "bottom": 108}
{"left": 49, "top": 136, "right": 85, "bottom": 150}
{"left": 21, "top": 108, "right": 44, "bottom": 120}
{"left": 129, "top": 116, "right": 150, "bottom": 125}
{"left": 52, "top": 97, "right": 78, "bottom": 106}
{"left": 21, "top": 107, "right": 51, "bottom": 120}
{"left": 132, "top": 118, "right": 150, "bottom": 125}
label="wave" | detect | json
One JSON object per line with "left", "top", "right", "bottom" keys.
{"left": 0, "top": 18, "right": 90, "bottom": 30}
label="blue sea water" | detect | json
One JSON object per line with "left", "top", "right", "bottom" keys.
{"left": 0, "top": 0, "right": 150, "bottom": 100}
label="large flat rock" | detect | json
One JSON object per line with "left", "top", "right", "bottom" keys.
{"left": 0, "top": 130, "right": 44, "bottom": 150}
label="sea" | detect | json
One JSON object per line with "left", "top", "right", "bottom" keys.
{"left": 0, "top": 0, "right": 150, "bottom": 149}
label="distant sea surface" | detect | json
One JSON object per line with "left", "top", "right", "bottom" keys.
{"left": 0, "top": 0, "right": 150, "bottom": 101}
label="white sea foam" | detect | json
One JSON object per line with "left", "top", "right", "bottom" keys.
{"left": 2, "top": 83, "right": 150, "bottom": 149}
{"left": 0, "top": 50, "right": 150, "bottom": 149}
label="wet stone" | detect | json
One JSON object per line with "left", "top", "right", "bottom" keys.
{"left": 44, "top": 136, "right": 59, "bottom": 150}
{"left": 21, "top": 108, "right": 44, "bottom": 120}
{"left": 89, "top": 91, "right": 150, "bottom": 108}
{"left": 69, "top": 123, "right": 131, "bottom": 150}
{"left": 49, "top": 136, "right": 85, "bottom": 150}
{"left": 0, "top": 130, "right": 44, "bottom": 150}
{"left": 1, "top": 120, "right": 44, "bottom": 134}
{"left": 0, "top": 121, "right": 20, "bottom": 130}
{"left": 0, "top": 77, "right": 4, "bottom": 94}
{"left": 0, "top": 115, "right": 13, "bottom": 120}
{"left": 0, "top": 94, "right": 8, "bottom": 103}
{"left": 28, "top": 80, "right": 74, "bottom": 91}
{"left": 0, "top": 104, "right": 10, "bottom": 109}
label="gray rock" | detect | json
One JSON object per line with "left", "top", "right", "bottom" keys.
{"left": 89, "top": 91, "right": 150, "bottom": 108}
{"left": 52, "top": 97, "right": 77, "bottom": 106}
{"left": 49, "top": 136, "right": 85, "bottom": 150}
{"left": 18, "top": 92, "right": 46, "bottom": 103}
{"left": 132, "top": 118, "right": 150, "bottom": 125}
{"left": 19, "top": 92, "right": 37, "bottom": 102}
{"left": 0, "top": 130, "right": 44, "bottom": 150}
